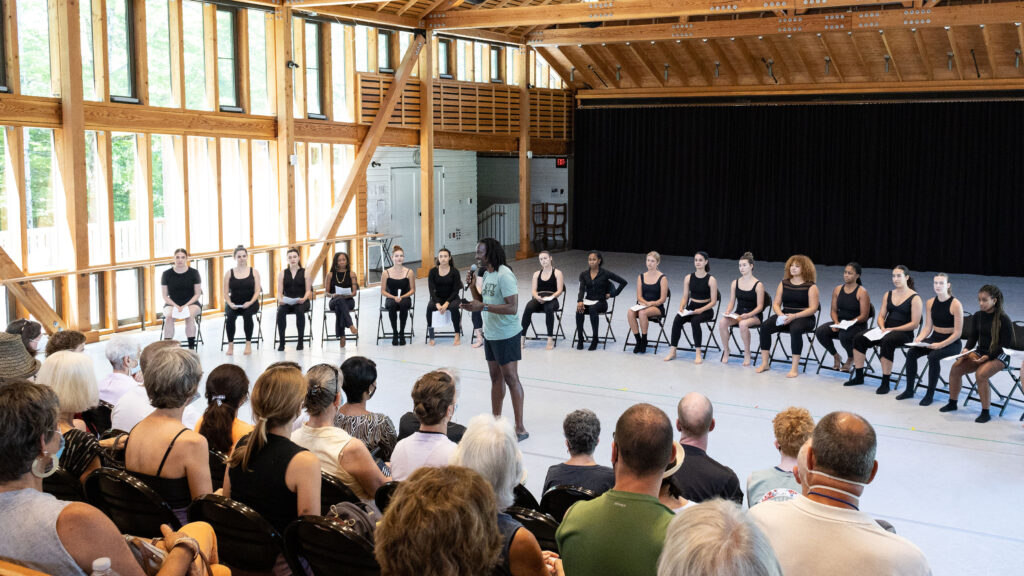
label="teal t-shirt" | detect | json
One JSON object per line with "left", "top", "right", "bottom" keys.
{"left": 556, "top": 490, "right": 673, "bottom": 576}
{"left": 481, "top": 265, "right": 520, "bottom": 341}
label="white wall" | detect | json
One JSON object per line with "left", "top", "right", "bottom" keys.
{"left": 365, "top": 146, "right": 479, "bottom": 259}
{"left": 477, "top": 156, "right": 569, "bottom": 236}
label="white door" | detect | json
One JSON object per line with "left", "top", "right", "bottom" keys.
{"left": 390, "top": 168, "right": 421, "bottom": 263}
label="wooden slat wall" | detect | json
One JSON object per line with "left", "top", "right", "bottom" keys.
{"left": 358, "top": 73, "right": 572, "bottom": 138}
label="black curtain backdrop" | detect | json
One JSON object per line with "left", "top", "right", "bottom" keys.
{"left": 573, "top": 103, "right": 1024, "bottom": 276}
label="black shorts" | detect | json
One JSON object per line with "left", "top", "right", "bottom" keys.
{"left": 484, "top": 334, "right": 522, "bottom": 366}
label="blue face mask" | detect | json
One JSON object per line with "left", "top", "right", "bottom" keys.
{"left": 54, "top": 431, "right": 65, "bottom": 461}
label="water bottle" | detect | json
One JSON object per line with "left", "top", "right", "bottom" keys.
{"left": 91, "top": 557, "right": 120, "bottom": 576}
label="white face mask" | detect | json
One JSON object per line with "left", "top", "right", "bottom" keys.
{"left": 806, "top": 469, "right": 869, "bottom": 501}
{"left": 127, "top": 357, "right": 141, "bottom": 376}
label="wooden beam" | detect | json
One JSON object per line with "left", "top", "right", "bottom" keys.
{"left": 1017, "top": 23, "right": 1024, "bottom": 74}
{"left": 848, "top": 32, "right": 874, "bottom": 81}
{"left": 276, "top": 7, "right": 297, "bottom": 244}
{"left": 787, "top": 36, "right": 817, "bottom": 83}
{"left": 81, "top": 103, "right": 277, "bottom": 137}
{"left": 816, "top": 33, "right": 845, "bottom": 82}
{"left": 609, "top": 44, "right": 642, "bottom": 87}
{"left": 132, "top": 0, "right": 149, "bottom": 104}
{"left": 677, "top": 40, "right": 713, "bottom": 85}
{"left": 946, "top": 26, "right": 964, "bottom": 80}
{"left": 558, "top": 46, "right": 606, "bottom": 88}
{"left": 92, "top": 0, "right": 109, "bottom": 101}
{"left": 580, "top": 44, "right": 620, "bottom": 89}
{"left": 300, "top": 4, "right": 419, "bottom": 28}
{"left": 732, "top": 37, "right": 766, "bottom": 83}
{"left": 237, "top": 9, "right": 252, "bottom": 113}
{"left": 419, "top": 30, "right": 434, "bottom": 269}
{"left": 307, "top": 34, "right": 426, "bottom": 280}
{"left": 980, "top": 24, "right": 999, "bottom": 78}
{"left": 629, "top": 43, "right": 666, "bottom": 87}
{"left": 3, "top": 0, "right": 20, "bottom": 94}
{"left": 0, "top": 247, "right": 67, "bottom": 333}
{"left": 169, "top": 0, "right": 186, "bottom": 106}
{"left": 396, "top": 0, "right": 419, "bottom": 16}
{"left": 652, "top": 41, "right": 690, "bottom": 86}
{"left": 878, "top": 30, "right": 903, "bottom": 81}
{"left": 911, "top": 28, "right": 933, "bottom": 80}
{"left": 515, "top": 44, "right": 531, "bottom": 260}
{"left": 0, "top": 95, "right": 62, "bottom": 127}
{"left": 204, "top": 4, "right": 220, "bottom": 109}
{"left": 703, "top": 39, "right": 737, "bottom": 83}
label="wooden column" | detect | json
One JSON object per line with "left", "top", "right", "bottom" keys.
{"left": 418, "top": 30, "right": 434, "bottom": 274}
{"left": 132, "top": 0, "right": 149, "bottom": 104}
{"left": 55, "top": 0, "right": 91, "bottom": 333}
{"left": 515, "top": 45, "right": 533, "bottom": 260}
{"left": 275, "top": 7, "right": 296, "bottom": 244}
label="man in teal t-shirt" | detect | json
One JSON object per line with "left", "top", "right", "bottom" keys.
{"left": 556, "top": 403, "right": 677, "bottom": 576}
{"left": 462, "top": 238, "right": 529, "bottom": 441}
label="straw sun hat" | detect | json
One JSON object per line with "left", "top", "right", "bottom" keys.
{"left": 0, "top": 331, "right": 41, "bottom": 380}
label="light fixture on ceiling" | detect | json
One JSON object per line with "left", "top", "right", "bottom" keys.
{"left": 714, "top": 61, "right": 720, "bottom": 78}
{"left": 824, "top": 56, "right": 831, "bottom": 75}
{"left": 616, "top": 65, "right": 621, "bottom": 81}
{"left": 947, "top": 52, "right": 954, "bottom": 70}
{"left": 663, "top": 63, "right": 669, "bottom": 81}
{"left": 884, "top": 54, "right": 890, "bottom": 73}
{"left": 1016, "top": 49, "right": 1021, "bottom": 69}
{"left": 570, "top": 67, "right": 576, "bottom": 81}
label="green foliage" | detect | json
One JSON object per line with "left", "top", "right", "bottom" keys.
{"left": 147, "top": 0, "right": 173, "bottom": 107}
{"left": 111, "top": 134, "right": 137, "bottom": 222}
{"left": 18, "top": 0, "right": 53, "bottom": 97}
{"left": 25, "top": 128, "right": 54, "bottom": 229}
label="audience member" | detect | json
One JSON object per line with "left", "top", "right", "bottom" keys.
{"left": 0, "top": 331, "right": 41, "bottom": 382}
{"left": 750, "top": 412, "right": 931, "bottom": 576}
{"left": 110, "top": 340, "right": 179, "bottom": 432}
{"left": 657, "top": 499, "right": 782, "bottom": 576}
{"left": 44, "top": 330, "right": 86, "bottom": 356}
{"left": 670, "top": 393, "right": 743, "bottom": 505}
{"left": 98, "top": 334, "right": 141, "bottom": 405}
{"left": 452, "top": 414, "right": 555, "bottom": 576}
{"left": 543, "top": 409, "right": 615, "bottom": 495}
{"left": 195, "top": 364, "right": 253, "bottom": 454}
{"left": 36, "top": 351, "right": 104, "bottom": 484}
{"left": 391, "top": 371, "right": 459, "bottom": 481}
{"left": 292, "top": 363, "right": 388, "bottom": 502}
{"left": 397, "top": 367, "right": 467, "bottom": 443}
{"left": 6, "top": 318, "right": 43, "bottom": 356}
{"left": 557, "top": 403, "right": 677, "bottom": 576}
{"left": 0, "top": 380, "right": 227, "bottom": 576}
{"left": 225, "top": 365, "right": 321, "bottom": 537}
{"left": 375, "top": 466, "right": 502, "bottom": 576}
{"left": 747, "top": 407, "right": 815, "bottom": 507}
{"left": 336, "top": 356, "right": 397, "bottom": 461}
{"left": 123, "top": 348, "right": 212, "bottom": 525}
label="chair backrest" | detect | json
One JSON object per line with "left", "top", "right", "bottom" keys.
{"left": 962, "top": 312, "right": 975, "bottom": 342}
{"left": 187, "top": 494, "right": 302, "bottom": 574}
{"left": 285, "top": 516, "right": 380, "bottom": 576}
{"left": 42, "top": 467, "right": 86, "bottom": 502}
{"left": 512, "top": 484, "right": 540, "bottom": 511}
{"left": 374, "top": 481, "right": 401, "bottom": 514}
{"left": 84, "top": 468, "right": 181, "bottom": 535}
{"left": 506, "top": 506, "right": 559, "bottom": 552}
{"left": 761, "top": 294, "right": 773, "bottom": 320}
{"left": 1010, "top": 321, "right": 1024, "bottom": 352}
{"left": 539, "top": 485, "right": 597, "bottom": 522}
{"left": 321, "top": 471, "right": 360, "bottom": 515}
{"left": 208, "top": 450, "right": 228, "bottom": 492}
{"left": 80, "top": 401, "right": 113, "bottom": 437}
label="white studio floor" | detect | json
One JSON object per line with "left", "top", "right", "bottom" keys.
{"left": 79, "top": 250, "right": 1024, "bottom": 575}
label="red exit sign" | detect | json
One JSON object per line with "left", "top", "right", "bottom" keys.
{"left": 555, "top": 157, "right": 568, "bottom": 168}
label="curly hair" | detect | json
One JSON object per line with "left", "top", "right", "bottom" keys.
{"left": 783, "top": 255, "right": 816, "bottom": 284}
{"left": 412, "top": 371, "right": 456, "bottom": 426}
{"left": 563, "top": 409, "right": 601, "bottom": 456}
{"left": 375, "top": 466, "right": 501, "bottom": 576}
{"left": 772, "top": 407, "right": 815, "bottom": 458}
{"left": 45, "top": 330, "right": 86, "bottom": 356}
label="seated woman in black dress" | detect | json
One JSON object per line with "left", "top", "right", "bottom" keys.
{"left": 813, "top": 262, "right": 872, "bottom": 372}
{"left": 664, "top": 252, "right": 718, "bottom": 364}
{"left": 222, "top": 245, "right": 262, "bottom": 356}
{"left": 898, "top": 273, "right": 963, "bottom": 404}
{"left": 382, "top": 245, "right": 416, "bottom": 346}
{"left": 626, "top": 251, "right": 668, "bottom": 355}
{"left": 755, "top": 254, "right": 820, "bottom": 378}
{"left": 575, "top": 251, "right": 627, "bottom": 351}
{"left": 848, "top": 265, "right": 922, "bottom": 394}
{"left": 427, "top": 248, "right": 463, "bottom": 347}
{"left": 275, "top": 247, "right": 312, "bottom": 351}
{"left": 521, "top": 250, "right": 566, "bottom": 350}
{"left": 718, "top": 252, "right": 766, "bottom": 366}
{"left": 327, "top": 251, "right": 360, "bottom": 347}
{"left": 161, "top": 248, "right": 202, "bottom": 349}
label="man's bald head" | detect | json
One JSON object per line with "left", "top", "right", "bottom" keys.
{"left": 676, "top": 393, "right": 714, "bottom": 438}
{"left": 811, "top": 411, "right": 876, "bottom": 483}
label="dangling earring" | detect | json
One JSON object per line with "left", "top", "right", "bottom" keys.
{"left": 31, "top": 451, "right": 58, "bottom": 479}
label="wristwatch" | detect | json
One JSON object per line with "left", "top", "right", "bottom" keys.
{"left": 483, "top": 305, "right": 489, "bottom": 312}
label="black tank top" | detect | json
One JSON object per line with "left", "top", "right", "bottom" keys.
{"left": 884, "top": 291, "right": 918, "bottom": 328}
{"left": 689, "top": 274, "right": 711, "bottom": 301}
{"left": 836, "top": 285, "right": 861, "bottom": 321}
{"left": 930, "top": 297, "right": 955, "bottom": 329}
{"left": 781, "top": 280, "right": 813, "bottom": 313}
{"left": 387, "top": 273, "right": 411, "bottom": 296}
{"left": 228, "top": 268, "right": 256, "bottom": 306}
{"left": 282, "top": 267, "right": 306, "bottom": 298}
{"left": 735, "top": 280, "right": 760, "bottom": 314}
{"left": 125, "top": 428, "right": 193, "bottom": 509}
{"left": 641, "top": 273, "right": 664, "bottom": 302}
{"left": 537, "top": 270, "right": 558, "bottom": 294}
{"left": 228, "top": 434, "right": 307, "bottom": 533}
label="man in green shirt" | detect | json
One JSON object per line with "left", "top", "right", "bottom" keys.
{"left": 462, "top": 238, "right": 529, "bottom": 441}
{"left": 555, "top": 403, "right": 677, "bottom": 576}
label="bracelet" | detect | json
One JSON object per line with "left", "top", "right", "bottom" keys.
{"left": 169, "top": 536, "right": 200, "bottom": 562}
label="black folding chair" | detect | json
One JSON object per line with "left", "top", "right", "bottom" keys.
{"left": 84, "top": 468, "right": 181, "bottom": 535}
{"left": 506, "top": 506, "right": 559, "bottom": 552}
{"left": 285, "top": 516, "right": 380, "bottom": 576}
{"left": 723, "top": 294, "right": 772, "bottom": 362}
{"left": 374, "top": 481, "right": 401, "bottom": 514}
{"left": 965, "top": 321, "right": 1024, "bottom": 417}
{"left": 209, "top": 450, "right": 227, "bottom": 492}
{"left": 513, "top": 483, "right": 541, "bottom": 511}
{"left": 816, "top": 304, "right": 875, "bottom": 376}
{"left": 323, "top": 291, "right": 361, "bottom": 345}
{"left": 681, "top": 289, "right": 723, "bottom": 355}
{"left": 571, "top": 296, "right": 618, "bottom": 349}
{"left": 525, "top": 290, "right": 568, "bottom": 345}
{"left": 187, "top": 494, "right": 304, "bottom": 575}
{"left": 321, "top": 471, "right": 361, "bottom": 515}
{"left": 376, "top": 291, "right": 417, "bottom": 344}
{"left": 767, "top": 308, "right": 822, "bottom": 372}
{"left": 42, "top": 467, "right": 86, "bottom": 502}
{"left": 623, "top": 293, "right": 671, "bottom": 353}
{"left": 425, "top": 287, "right": 465, "bottom": 343}
{"left": 160, "top": 301, "right": 204, "bottom": 348}
{"left": 540, "top": 485, "right": 597, "bottom": 523}
{"left": 220, "top": 299, "right": 264, "bottom": 350}
{"left": 273, "top": 300, "right": 314, "bottom": 348}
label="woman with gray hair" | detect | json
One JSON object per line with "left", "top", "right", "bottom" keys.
{"left": 98, "top": 334, "right": 142, "bottom": 405}
{"left": 123, "top": 347, "right": 212, "bottom": 525}
{"left": 657, "top": 499, "right": 782, "bottom": 576}
{"left": 452, "top": 414, "right": 557, "bottom": 576}
{"left": 543, "top": 409, "right": 614, "bottom": 494}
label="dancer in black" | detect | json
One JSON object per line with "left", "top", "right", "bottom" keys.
{"left": 327, "top": 251, "right": 359, "bottom": 347}
{"left": 897, "top": 273, "right": 963, "bottom": 404}
{"left": 814, "top": 262, "right": 872, "bottom": 372}
{"left": 275, "top": 247, "right": 312, "bottom": 351}
{"left": 382, "top": 245, "right": 415, "bottom": 346}
{"left": 426, "top": 248, "right": 463, "bottom": 346}
{"left": 848, "top": 265, "right": 921, "bottom": 394}
{"left": 575, "top": 251, "right": 627, "bottom": 351}
{"left": 718, "top": 252, "right": 766, "bottom": 366}
{"left": 626, "top": 251, "right": 668, "bottom": 355}
{"left": 223, "top": 245, "right": 261, "bottom": 355}
{"left": 161, "top": 248, "right": 203, "bottom": 349}
{"left": 756, "top": 254, "right": 820, "bottom": 378}
{"left": 521, "top": 250, "right": 565, "bottom": 350}
{"left": 664, "top": 252, "right": 718, "bottom": 363}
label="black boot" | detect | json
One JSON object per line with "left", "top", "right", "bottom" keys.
{"left": 975, "top": 409, "right": 991, "bottom": 423}
{"left": 919, "top": 391, "right": 935, "bottom": 406}
{"left": 895, "top": 378, "right": 915, "bottom": 400}
{"left": 187, "top": 337, "right": 196, "bottom": 350}
{"left": 639, "top": 334, "right": 648, "bottom": 354}
{"left": 939, "top": 399, "right": 958, "bottom": 412}
{"left": 632, "top": 333, "right": 642, "bottom": 354}
{"left": 588, "top": 336, "right": 599, "bottom": 351}
{"left": 845, "top": 368, "right": 865, "bottom": 386}
{"left": 875, "top": 374, "right": 891, "bottom": 395}
{"left": 576, "top": 335, "right": 585, "bottom": 350}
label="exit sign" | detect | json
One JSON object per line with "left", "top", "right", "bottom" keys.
{"left": 555, "top": 157, "right": 568, "bottom": 168}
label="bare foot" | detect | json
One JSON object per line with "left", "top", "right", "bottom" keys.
{"left": 721, "top": 350, "right": 730, "bottom": 364}
{"left": 546, "top": 337, "right": 555, "bottom": 350}
{"left": 454, "top": 334, "right": 461, "bottom": 346}
{"left": 349, "top": 325, "right": 359, "bottom": 336}
{"left": 663, "top": 348, "right": 677, "bottom": 362}
{"left": 755, "top": 363, "right": 771, "bottom": 373}
{"left": 742, "top": 357, "right": 752, "bottom": 367}
{"left": 694, "top": 352, "right": 703, "bottom": 365}
{"left": 841, "top": 359, "right": 853, "bottom": 372}
{"left": 786, "top": 369, "right": 799, "bottom": 378}
{"left": 832, "top": 354, "right": 841, "bottom": 371}
{"left": 340, "top": 335, "right": 346, "bottom": 347}
{"left": 243, "top": 342, "right": 252, "bottom": 356}
{"left": 472, "top": 330, "right": 484, "bottom": 348}
{"left": 226, "top": 344, "right": 234, "bottom": 356}
{"left": 429, "top": 338, "right": 436, "bottom": 346}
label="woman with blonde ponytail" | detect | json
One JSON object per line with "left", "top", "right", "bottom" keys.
{"left": 224, "top": 365, "right": 321, "bottom": 536}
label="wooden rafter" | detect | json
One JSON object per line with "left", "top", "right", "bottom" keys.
{"left": 878, "top": 30, "right": 903, "bottom": 81}
{"left": 703, "top": 39, "right": 737, "bottom": 83}
{"left": 559, "top": 46, "right": 606, "bottom": 88}
{"left": 396, "top": 0, "right": 419, "bottom": 15}
{"left": 651, "top": 41, "right": 690, "bottom": 86}
{"left": 980, "top": 24, "right": 998, "bottom": 78}
{"left": 733, "top": 37, "right": 767, "bottom": 83}
{"left": 848, "top": 32, "right": 875, "bottom": 81}
{"left": 0, "top": 247, "right": 66, "bottom": 333}
{"left": 786, "top": 37, "right": 818, "bottom": 83}
{"left": 677, "top": 40, "right": 713, "bottom": 85}
{"left": 760, "top": 37, "right": 788, "bottom": 84}
{"left": 609, "top": 44, "right": 643, "bottom": 87}
{"left": 581, "top": 45, "right": 621, "bottom": 89}
{"left": 1017, "top": 23, "right": 1024, "bottom": 73}
{"left": 630, "top": 43, "right": 667, "bottom": 87}
{"left": 946, "top": 26, "right": 964, "bottom": 80}
{"left": 912, "top": 28, "right": 933, "bottom": 80}
{"left": 816, "top": 33, "right": 845, "bottom": 82}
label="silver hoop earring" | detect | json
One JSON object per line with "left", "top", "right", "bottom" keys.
{"left": 31, "top": 452, "right": 58, "bottom": 479}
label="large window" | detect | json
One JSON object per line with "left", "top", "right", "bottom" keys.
{"left": 399, "top": 31, "right": 412, "bottom": 72}
{"left": 378, "top": 30, "right": 393, "bottom": 73}
{"left": 438, "top": 39, "right": 452, "bottom": 78}
{"left": 294, "top": 142, "right": 307, "bottom": 240}
{"left": 331, "top": 23, "right": 350, "bottom": 122}
{"left": 151, "top": 134, "right": 185, "bottom": 257}
{"left": 147, "top": 0, "right": 173, "bottom": 107}
{"left": 0, "top": 128, "right": 21, "bottom": 267}
{"left": 248, "top": 9, "right": 271, "bottom": 115}
{"left": 250, "top": 140, "right": 278, "bottom": 246}
{"left": 333, "top": 144, "right": 356, "bottom": 235}
{"left": 107, "top": 0, "right": 136, "bottom": 100}
{"left": 305, "top": 21, "right": 323, "bottom": 117}
{"left": 182, "top": 0, "right": 209, "bottom": 110}
{"left": 24, "top": 128, "right": 69, "bottom": 271}
{"left": 220, "top": 139, "right": 249, "bottom": 247}
{"left": 217, "top": 9, "right": 239, "bottom": 110}
{"left": 473, "top": 42, "right": 484, "bottom": 82}
{"left": 307, "top": 143, "right": 330, "bottom": 238}
{"left": 456, "top": 39, "right": 469, "bottom": 81}
{"left": 80, "top": 0, "right": 97, "bottom": 100}
{"left": 111, "top": 133, "right": 148, "bottom": 262}
{"left": 355, "top": 25, "right": 370, "bottom": 72}
{"left": 186, "top": 136, "right": 218, "bottom": 253}
{"left": 18, "top": 0, "right": 54, "bottom": 97}
{"left": 507, "top": 47, "right": 519, "bottom": 86}
{"left": 84, "top": 131, "right": 110, "bottom": 265}
{"left": 490, "top": 46, "right": 503, "bottom": 83}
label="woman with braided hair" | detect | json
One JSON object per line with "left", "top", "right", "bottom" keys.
{"left": 390, "top": 370, "right": 459, "bottom": 481}
{"left": 195, "top": 364, "right": 252, "bottom": 455}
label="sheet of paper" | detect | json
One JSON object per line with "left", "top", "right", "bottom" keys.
{"left": 280, "top": 296, "right": 301, "bottom": 306}
{"left": 724, "top": 313, "right": 740, "bottom": 320}
{"left": 860, "top": 327, "right": 887, "bottom": 342}
{"left": 171, "top": 306, "right": 191, "bottom": 319}
{"left": 334, "top": 286, "right": 352, "bottom": 296}
{"left": 905, "top": 341, "right": 931, "bottom": 348}
{"left": 678, "top": 309, "right": 693, "bottom": 318}
{"left": 432, "top": 310, "right": 452, "bottom": 328}
{"left": 833, "top": 319, "right": 856, "bottom": 330}
{"left": 542, "top": 295, "right": 556, "bottom": 302}
{"left": 630, "top": 304, "right": 649, "bottom": 312}
{"left": 776, "top": 315, "right": 788, "bottom": 325}
{"left": 952, "top": 348, "right": 976, "bottom": 360}
{"left": 582, "top": 299, "right": 599, "bottom": 306}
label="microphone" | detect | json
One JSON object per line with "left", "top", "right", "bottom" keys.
{"left": 469, "top": 264, "right": 478, "bottom": 274}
